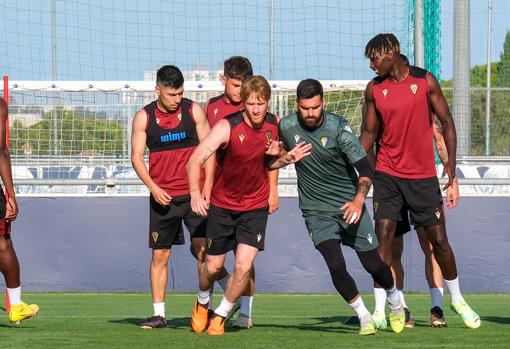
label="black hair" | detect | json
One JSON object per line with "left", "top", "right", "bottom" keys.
{"left": 156, "top": 65, "right": 184, "bottom": 88}
{"left": 296, "top": 79, "right": 323, "bottom": 100}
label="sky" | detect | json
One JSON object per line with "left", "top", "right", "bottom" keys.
{"left": 0, "top": 0, "right": 508, "bottom": 82}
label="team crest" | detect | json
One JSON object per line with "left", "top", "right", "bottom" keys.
{"left": 320, "top": 136, "right": 328, "bottom": 147}
{"left": 410, "top": 84, "right": 418, "bottom": 94}
{"left": 367, "top": 233, "right": 373, "bottom": 245}
{"left": 151, "top": 231, "right": 159, "bottom": 243}
{"left": 373, "top": 202, "right": 379, "bottom": 213}
{"left": 239, "top": 134, "right": 245, "bottom": 143}
{"left": 257, "top": 233, "right": 262, "bottom": 242}
{"left": 294, "top": 134, "right": 301, "bottom": 143}
{"left": 214, "top": 108, "right": 218, "bottom": 116}
{"left": 435, "top": 207, "right": 441, "bottom": 220}
{"left": 265, "top": 131, "right": 272, "bottom": 141}
{"left": 207, "top": 239, "right": 213, "bottom": 248}
{"left": 382, "top": 89, "right": 388, "bottom": 97}
{"left": 177, "top": 113, "right": 182, "bottom": 121}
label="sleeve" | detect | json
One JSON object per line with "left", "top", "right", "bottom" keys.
{"left": 336, "top": 120, "right": 367, "bottom": 164}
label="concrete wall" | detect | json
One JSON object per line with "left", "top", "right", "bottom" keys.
{"left": 9, "top": 196, "right": 510, "bottom": 292}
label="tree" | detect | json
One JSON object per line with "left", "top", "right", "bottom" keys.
{"left": 497, "top": 31, "right": 510, "bottom": 87}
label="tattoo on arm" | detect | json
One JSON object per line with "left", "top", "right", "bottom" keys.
{"left": 356, "top": 178, "right": 371, "bottom": 198}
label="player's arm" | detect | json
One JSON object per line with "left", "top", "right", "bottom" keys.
{"left": 267, "top": 116, "right": 281, "bottom": 214}
{"left": 427, "top": 72, "right": 457, "bottom": 189}
{"left": 187, "top": 119, "right": 230, "bottom": 216}
{"left": 0, "top": 98, "right": 17, "bottom": 221}
{"left": 359, "top": 100, "right": 376, "bottom": 168}
{"left": 130, "top": 109, "right": 171, "bottom": 206}
{"left": 192, "top": 102, "right": 214, "bottom": 203}
{"left": 359, "top": 82, "right": 379, "bottom": 155}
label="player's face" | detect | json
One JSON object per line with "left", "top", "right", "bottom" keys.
{"left": 297, "top": 95, "right": 324, "bottom": 128}
{"left": 156, "top": 85, "right": 184, "bottom": 112}
{"left": 222, "top": 77, "right": 244, "bottom": 104}
{"left": 369, "top": 51, "right": 393, "bottom": 77}
{"left": 243, "top": 93, "right": 269, "bottom": 129}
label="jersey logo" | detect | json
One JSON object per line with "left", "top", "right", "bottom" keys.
{"left": 177, "top": 113, "right": 182, "bottom": 121}
{"left": 320, "top": 136, "right": 328, "bottom": 147}
{"left": 207, "top": 238, "right": 213, "bottom": 249}
{"left": 265, "top": 131, "right": 272, "bottom": 141}
{"left": 294, "top": 134, "right": 301, "bottom": 143}
{"left": 156, "top": 117, "right": 160, "bottom": 124}
{"left": 382, "top": 89, "right": 388, "bottom": 97}
{"left": 435, "top": 207, "right": 441, "bottom": 220}
{"left": 161, "top": 131, "right": 187, "bottom": 143}
{"left": 214, "top": 108, "right": 218, "bottom": 116}
{"left": 343, "top": 124, "right": 353, "bottom": 133}
{"left": 257, "top": 233, "right": 262, "bottom": 242}
{"left": 239, "top": 134, "right": 246, "bottom": 143}
{"left": 151, "top": 231, "right": 159, "bottom": 243}
{"left": 410, "top": 84, "right": 418, "bottom": 94}
{"left": 373, "top": 202, "right": 379, "bottom": 213}
{"left": 367, "top": 233, "right": 373, "bottom": 245}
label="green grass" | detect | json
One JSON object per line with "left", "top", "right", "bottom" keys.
{"left": 2, "top": 293, "right": 509, "bottom": 348}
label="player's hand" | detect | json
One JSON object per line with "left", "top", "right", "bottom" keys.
{"left": 443, "top": 163, "right": 456, "bottom": 190}
{"left": 446, "top": 178, "right": 459, "bottom": 209}
{"left": 265, "top": 139, "right": 284, "bottom": 156}
{"left": 268, "top": 189, "right": 279, "bottom": 214}
{"left": 201, "top": 181, "right": 213, "bottom": 206}
{"left": 285, "top": 142, "right": 312, "bottom": 163}
{"left": 150, "top": 185, "right": 172, "bottom": 206}
{"left": 339, "top": 198, "right": 363, "bottom": 225}
{"left": 5, "top": 196, "right": 18, "bottom": 222}
{"left": 190, "top": 190, "right": 209, "bottom": 217}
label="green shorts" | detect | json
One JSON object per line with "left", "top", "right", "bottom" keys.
{"left": 302, "top": 206, "right": 378, "bottom": 251}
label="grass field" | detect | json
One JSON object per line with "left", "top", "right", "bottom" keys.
{"left": 1, "top": 293, "right": 509, "bottom": 348}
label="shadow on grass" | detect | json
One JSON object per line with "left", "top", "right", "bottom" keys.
{"left": 246, "top": 315, "right": 357, "bottom": 334}
{"left": 108, "top": 316, "right": 191, "bottom": 329}
{"left": 480, "top": 316, "right": 510, "bottom": 325}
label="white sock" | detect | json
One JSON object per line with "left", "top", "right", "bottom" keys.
{"left": 240, "top": 296, "right": 253, "bottom": 317}
{"left": 386, "top": 284, "right": 403, "bottom": 314}
{"left": 7, "top": 286, "right": 21, "bottom": 305}
{"left": 215, "top": 297, "right": 235, "bottom": 318}
{"left": 430, "top": 287, "right": 444, "bottom": 308}
{"left": 444, "top": 277, "right": 464, "bottom": 303}
{"left": 373, "top": 287, "right": 387, "bottom": 314}
{"left": 197, "top": 287, "right": 212, "bottom": 306}
{"left": 217, "top": 274, "right": 229, "bottom": 291}
{"left": 153, "top": 302, "right": 165, "bottom": 317}
{"left": 398, "top": 290, "right": 408, "bottom": 309}
{"left": 349, "top": 295, "right": 370, "bottom": 319}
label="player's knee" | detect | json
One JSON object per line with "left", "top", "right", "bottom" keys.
{"left": 205, "top": 262, "right": 223, "bottom": 278}
{"left": 233, "top": 261, "right": 252, "bottom": 281}
{"left": 151, "top": 249, "right": 171, "bottom": 266}
{"left": 429, "top": 234, "right": 450, "bottom": 255}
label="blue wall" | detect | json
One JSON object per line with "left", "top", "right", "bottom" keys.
{"left": 8, "top": 197, "right": 510, "bottom": 292}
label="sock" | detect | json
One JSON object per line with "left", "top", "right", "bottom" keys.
{"left": 153, "top": 302, "right": 165, "bottom": 317}
{"left": 239, "top": 296, "right": 253, "bottom": 317}
{"left": 430, "top": 288, "right": 444, "bottom": 309}
{"left": 217, "top": 275, "right": 229, "bottom": 291}
{"left": 444, "top": 277, "right": 464, "bottom": 303}
{"left": 215, "top": 297, "right": 235, "bottom": 318}
{"left": 386, "top": 284, "right": 403, "bottom": 314}
{"left": 398, "top": 289, "right": 408, "bottom": 309}
{"left": 373, "top": 287, "right": 387, "bottom": 314}
{"left": 7, "top": 286, "right": 21, "bottom": 305}
{"left": 349, "top": 295, "right": 370, "bottom": 319}
{"left": 197, "top": 287, "right": 212, "bottom": 306}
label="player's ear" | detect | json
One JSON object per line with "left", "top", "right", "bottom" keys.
{"left": 155, "top": 85, "right": 161, "bottom": 96}
{"left": 220, "top": 75, "right": 226, "bottom": 86}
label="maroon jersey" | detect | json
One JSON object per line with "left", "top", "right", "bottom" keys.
{"left": 211, "top": 111, "right": 279, "bottom": 211}
{"left": 371, "top": 66, "right": 436, "bottom": 178}
{"left": 144, "top": 98, "right": 201, "bottom": 196}
{"left": 206, "top": 94, "right": 244, "bottom": 127}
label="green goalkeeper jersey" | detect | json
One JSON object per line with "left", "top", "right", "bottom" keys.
{"left": 279, "top": 111, "right": 367, "bottom": 212}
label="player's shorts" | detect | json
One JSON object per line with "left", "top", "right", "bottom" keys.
{"left": 373, "top": 171, "right": 445, "bottom": 227}
{"left": 149, "top": 194, "right": 207, "bottom": 250}
{"left": 302, "top": 206, "right": 378, "bottom": 252}
{"left": 0, "top": 191, "right": 11, "bottom": 239}
{"left": 206, "top": 204, "right": 268, "bottom": 256}
{"left": 395, "top": 205, "right": 411, "bottom": 237}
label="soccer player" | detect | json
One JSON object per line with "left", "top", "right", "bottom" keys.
{"left": 371, "top": 54, "right": 458, "bottom": 329}
{"left": 131, "top": 65, "right": 215, "bottom": 329}
{"left": 188, "top": 76, "right": 309, "bottom": 336}
{"left": 0, "top": 97, "right": 39, "bottom": 325}
{"left": 360, "top": 33, "right": 480, "bottom": 329}
{"left": 205, "top": 56, "right": 279, "bottom": 328}
{"left": 276, "top": 78, "right": 405, "bottom": 335}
